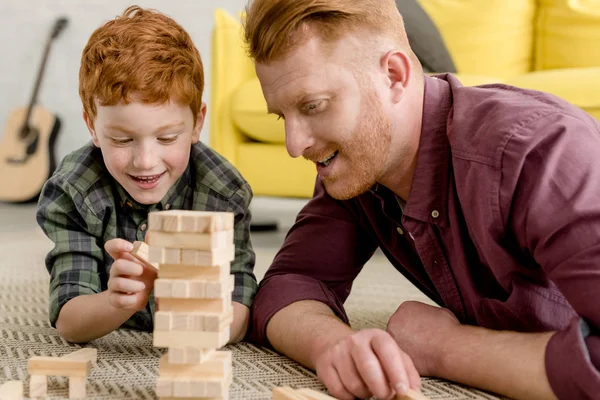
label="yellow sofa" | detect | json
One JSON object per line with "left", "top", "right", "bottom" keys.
{"left": 210, "top": 0, "right": 600, "bottom": 199}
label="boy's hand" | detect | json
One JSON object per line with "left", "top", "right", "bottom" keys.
{"left": 105, "top": 238, "right": 158, "bottom": 312}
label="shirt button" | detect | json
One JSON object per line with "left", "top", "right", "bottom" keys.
{"left": 396, "top": 226, "right": 404, "bottom": 235}
{"left": 165, "top": 204, "right": 171, "bottom": 210}
{"left": 431, "top": 210, "right": 440, "bottom": 218}
{"left": 140, "top": 224, "right": 147, "bottom": 231}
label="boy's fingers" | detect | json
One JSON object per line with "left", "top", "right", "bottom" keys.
{"left": 110, "top": 259, "right": 144, "bottom": 278}
{"left": 109, "top": 292, "right": 138, "bottom": 309}
{"left": 105, "top": 239, "right": 134, "bottom": 259}
{"left": 108, "top": 277, "right": 145, "bottom": 293}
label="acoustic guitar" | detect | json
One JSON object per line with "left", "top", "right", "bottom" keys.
{"left": 0, "top": 17, "right": 68, "bottom": 203}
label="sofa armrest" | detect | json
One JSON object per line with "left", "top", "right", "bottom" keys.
{"left": 210, "top": 9, "right": 257, "bottom": 164}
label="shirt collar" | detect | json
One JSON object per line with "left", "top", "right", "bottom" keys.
{"left": 117, "top": 162, "right": 192, "bottom": 212}
{"left": 402, "top": 74, "right": 454, "bottom": 227}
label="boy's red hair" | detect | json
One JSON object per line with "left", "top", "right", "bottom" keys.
{"left": 79, "top": 6, "right": 204, "bottom": 126}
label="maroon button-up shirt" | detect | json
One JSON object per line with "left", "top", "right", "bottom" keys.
{"left": 249, "top": 74, "right": 600, "bottom": 399}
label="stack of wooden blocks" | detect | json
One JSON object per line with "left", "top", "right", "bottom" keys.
{"left": 145, "top": 210, "right": 235, "bottom": 400}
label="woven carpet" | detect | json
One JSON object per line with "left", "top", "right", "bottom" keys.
{"left": 0, "top": 204, "right": 503, "bottom": 399}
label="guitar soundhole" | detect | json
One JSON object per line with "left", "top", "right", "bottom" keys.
{"left": 6, "top": 125, "right": 40, "bottom": 164}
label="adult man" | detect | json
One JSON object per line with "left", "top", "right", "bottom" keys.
{"left": 243, "top": 1, "right": 600, "bottom": 399}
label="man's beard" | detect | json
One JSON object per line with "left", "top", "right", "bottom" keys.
{"left": 322, "top": 91, "right": 392, "bottom": 200}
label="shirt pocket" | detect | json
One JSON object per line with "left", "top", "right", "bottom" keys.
{"left": 474, "top": 276, "right": 577, "bottom": 332}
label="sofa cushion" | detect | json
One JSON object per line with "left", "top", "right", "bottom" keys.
{"left": 504, "top": 67, "right": 600, "bottom": 121}
{"left": 417, "top": 0, "right": 536, "bottom": 78}
{"left": 232, "top": 79, "right": 286, "bottom": 144}
{"left": 535, "top": 0, "right": 600, "bottom": 71}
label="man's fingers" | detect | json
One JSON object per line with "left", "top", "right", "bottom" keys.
{"left": 105, "top": 239, "right": 134, "bottom": 260}
{"left": 402, "top": 352, "right": 422, "bottom": 392}
{"left": 335, "top": 341, "right": 372, "bottom": 399}
{"left": 350, "top": 335, "right": 392, "bottom": 400}
{"left": 110, "top": 259, "right": 144, "bottom": 278}
{"left": 372, "top": 332, "right": 411, "bottom": 396}
{"left": 319, "top": 363, "right": 355, "bottom": 400}
{"left": 108, "top": 277, "right": 145, "bottom": 294}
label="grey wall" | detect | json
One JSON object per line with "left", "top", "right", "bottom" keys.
{"left": 0, "top": 0, "right": 248, "bottom": 163}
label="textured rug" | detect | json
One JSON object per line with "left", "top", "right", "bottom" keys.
{"left": 0, "top": 205, "right": 503, "bottom": 400}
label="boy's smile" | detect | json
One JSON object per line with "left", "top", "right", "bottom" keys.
{"left": 84, "top": 99, "right": 205, "bottom": 205}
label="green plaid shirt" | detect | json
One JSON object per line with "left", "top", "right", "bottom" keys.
{"left": 36, "top": 141, "right": 257, "bottom": 331}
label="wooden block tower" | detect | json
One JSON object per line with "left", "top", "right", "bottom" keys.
{"left": 146, "top": 210, "right": 235, "bottom": 400}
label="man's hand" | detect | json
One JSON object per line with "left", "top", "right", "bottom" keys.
{"left": 314, "top": 328, "right": 421, "bottom": 400}
{"left": 386, "top": 301, "right": 460, "bottom": 377}
{"left": 105, "top": 238, "right": 157, "bottom": 312}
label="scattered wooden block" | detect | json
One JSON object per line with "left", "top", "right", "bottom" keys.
{"left": 130, "top": 241, "right": 159, "bottom": 270}
{"left": 149, "top": 246, "right": 235, "bottom": 266}
{"left": 158, "top": 264, "right": 231, "bottom": 280}
{"left": 296, "top": 388, "right": 338, "bottom": 400}
{"left": 167, "top": 348, "right": 215, "bottom": 365}
{"left": 273, "top": 386, "right": 310, "bottom": 400}
{"left": 0, "top": 380, "right": 23, "bottom": 400}
{"left": 153, "top": 327, "right": 230, "bottom": 349}
{"left": 397, "top": 389, "right": 432, "bottom": 400}
{"left": 148, "top": 211, "right": 234, "bottom": 233}
{"left": 29, "top": 375, "right": 46, "bottom": 398}
{"left": 27, "top": 348, "right": 97, "bottom": 399}
{"left": 147, "top": 230, "right": 233, "bottom": 251}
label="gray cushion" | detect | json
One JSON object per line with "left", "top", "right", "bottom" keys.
{"left": 396, "top": 0, "right": 456, "bottom": 73}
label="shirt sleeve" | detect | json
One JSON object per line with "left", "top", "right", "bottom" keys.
{"left": 502, "top": 112, "right": 600, "bottom": 399}
{"left": 249, "top": 179, "right": 379, "bottom": 346}
{"left": 36, "top": 176, "right": 105, "bottom": 327}
{"left": 229, "top": 182, "right": 259, "bottom": 308}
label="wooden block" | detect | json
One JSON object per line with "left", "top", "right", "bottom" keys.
{"left": 154, "top": 280, "right": 173, "bottom": 298}
{"left": 273, "top": 386, "right": 309, "bottom": 400}
{"left": 157, "top": 296, "right": 231, "bottom": 313}
{"left": 172, "top": 377, "right": 191, "bottom": 397}
{"left": 148, "top": 210, "right": 234, "bottom": 233}
{"left": 159, "top": 351, "right": 231, "bottom": 379}
{"left": 181, "top": 247, "right": 235, "bottom": 266}
{"left": 28, "top": 357, "right": 91, "bottom": 377}
{"left": 130, "top": 241, "right": 159, "bottom": 270}
{"left": 0, "top": 380, "right": 23, "bottom": 400}
{"left": 171, "top": 280, "right": 189, "bottom": 298}
{"left": 29, "top": 375, "right": 47, "bottom": 397}
{"left": 60, "top": 348, "right": 97, "bottom": 363}
{"left": 68, "top": 376, "right": 86, "bottom": 399}
{"left": 155, "top": 312, "right": 172, "bottom": 330}
{"left": 167, "top": 348, "right": 215, "bottom": 365}
{"left": 158, "top": 264, "right": 231, "bottom": 280}
{"left": 297, "top": 388, "right": 338, "bottom": 400}
{"left": 154, "top": 276, "right": 234, "bottom": 299}
{"left": 153, "top": 327, "right": 230, "bottom": 348}
{"left": 156, "top": 376, "right": 173, "bottom": 397}
{"left": 147, "top": 231, "right": 233, "bottom": 251}
{"left": 155, "top": 310, "right": 233, "bottom": 333}
{"left": 149, "top": 247, "right": 234, "bottom": 266}
{"left": 397, "top": 389, "right": 432, "bottom": 400}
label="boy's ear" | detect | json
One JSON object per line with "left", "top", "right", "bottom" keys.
{"left": 83, "top": 111, "right": 100, "bottom": 147}
{"left": 191, "top": 103, "right": 207, "bottom": 144}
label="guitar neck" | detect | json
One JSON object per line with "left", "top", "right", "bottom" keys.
{"left": 23, "top": 35, "right": 55, "bottom": 128}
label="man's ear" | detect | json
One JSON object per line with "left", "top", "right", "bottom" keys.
{"left": 381, "top": 49, "right": 412, "bottom": 104}
{"left": 83, "top": 111, "right": 100, "bottom": 147}
{"left": 191, "top": 103, "right": 207, "bottom": 144}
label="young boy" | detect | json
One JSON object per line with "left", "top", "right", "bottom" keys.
{"left": 36, "top": 6, "right": 257, "bottom": 344}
